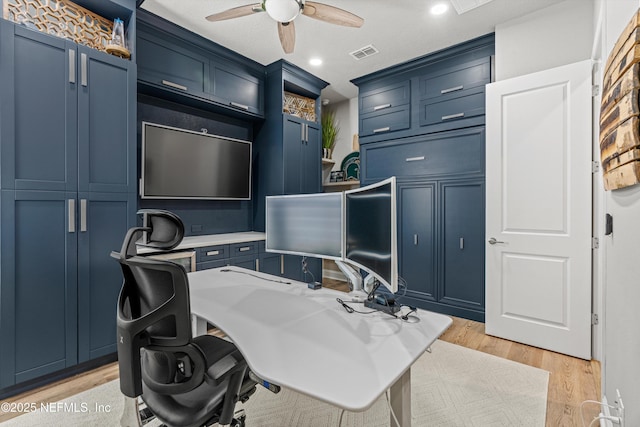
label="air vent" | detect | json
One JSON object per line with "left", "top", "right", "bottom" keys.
{"left": 350, "top": 44, "right": 379, "bottom": 60}
{"left": 449, "top": 0, "right": 494, "bottom": 14}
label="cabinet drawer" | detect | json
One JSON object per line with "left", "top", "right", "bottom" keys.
{"left": 419, "top": 89, "right": 485, "bottom": 128}
{"left": 230, "top": 241, "right": 260, "bottom": 257}
{"left": 359, "top": 80, "right": 410, "bottom": 115}
{"left": 361, "top": 127, "right": 485, "bottom": 180}
{"left": 137, "top": 32, "right": 208, "bottom": 98}
{"left": 197, "top": 244, "right": 229, "bottom": 262}
{"left": 360, "top": 105, "right": 410, "bottom": 137}
{"left": 419, "top": 57, "right": 490, "bottom": 100}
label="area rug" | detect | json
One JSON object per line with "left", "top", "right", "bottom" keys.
{"left": 0, "top": 340, "right": 548, "bottom": 427}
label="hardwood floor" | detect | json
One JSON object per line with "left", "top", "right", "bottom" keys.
{"left": 0, "top": 279, "right": 601, "bottom": 426}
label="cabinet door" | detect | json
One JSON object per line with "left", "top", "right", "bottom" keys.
{"left": 77, "top": 192, "right": 136, "bottom": 362}
{"left": 398, "top": 183, "right": 437, "bottom": 299}
{"left": 0, "top": 23, "right": 77, "bottom": 192}
{"left": 283, "top": 117, "right": 304, "bottom": 194}
{"left": 137, "top": 28, "right": 208, "bottom": 98}
{"left": 210, "top": 59, "right": 264, "bottom": 116}
{"left": 77, "top": 47, "right": 136, "bottom": 193}
{"left": 440, "top": 180, "right": 485, "bottom": 312}
{"left": 302, "top": 122, "right": 321, "bottom": 194}
{"left": 259, "top": 253, "right": 283, "bottom": 277}
{"left": 0, "top": 190, "right": 78, "bottom": 387}
{"left": 229, "top": 255, "right": 258, "bottom": 271}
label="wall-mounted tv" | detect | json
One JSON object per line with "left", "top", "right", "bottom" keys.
{"left": 141, "top": 122, "right": 252, "bottom": 200}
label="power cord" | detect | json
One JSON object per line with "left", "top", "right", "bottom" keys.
{"left": 580, "top": 399, "right": 620, "bottom": 427}
{"left": 220, "top": 268, "right": 292, "bottom": 285}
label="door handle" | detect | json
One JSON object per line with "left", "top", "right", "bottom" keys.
{"left": 161, "top": 80, "right": 188, "bottom": 91}
{"left": 68, "top": 49, "right": 76, "bottom": 83}
{"left": 80, "top": 199, "right": 87, "bottom": 232}
{"left": 488, "top": 237, "right": 505, "bottom": 245}
{"left": 68, "top": 199, "right": 75, "bottom": 233}
{"left": 80, "top": 53, "right": 87, "bottom": 87}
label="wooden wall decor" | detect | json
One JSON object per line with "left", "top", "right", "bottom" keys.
{"left": 3, "top": 0, "right": 114, "bottom": 53}
{"left": 600, "top": 8, "right": 640, "bottom": 190}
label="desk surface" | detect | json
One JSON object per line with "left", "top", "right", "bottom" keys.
{"left": 188, "top": 267, "right": 452, "bottom": 412}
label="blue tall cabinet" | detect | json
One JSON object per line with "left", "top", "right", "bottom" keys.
{"left": 253, "top": 60, "right": 327, "bottom": 282}
{"left": 352, "top": 34, "right": 493, "bottom": 322}
{"left": 0, "top": 0, "right": 137, "bottom": 391}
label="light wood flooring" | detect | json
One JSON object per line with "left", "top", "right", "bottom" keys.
{"left": 0, "top": 279, "right": 601, "bottom": 426}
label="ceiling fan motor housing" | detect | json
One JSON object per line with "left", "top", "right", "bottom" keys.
{"left": 264, "top": 0, "right": 303, "bottom": 23}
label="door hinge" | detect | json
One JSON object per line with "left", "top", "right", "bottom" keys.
{"left": 592, "top": 237, "right": 599, "bottom": 249}
{"left": 592, "top": 161, "right": 600, "bottom": 173}
{"left": 592, "top": 313, "right": 599, "bottom": 325}
{"left": 592, "top": 85, "right": 600, "bottom": 97}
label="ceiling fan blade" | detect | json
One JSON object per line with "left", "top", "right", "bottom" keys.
{"left": 278, "top": 21, "right": 296, "bottom": 54}
{"left": 302, "top": 1, "right": 364, "bottom": 27}
{"left": 205, "top": 4, "right": 263, "bottom": 22}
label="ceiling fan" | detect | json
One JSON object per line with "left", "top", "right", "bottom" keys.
{"left": 205, "top": 0, "right": 364, "bottom": 54}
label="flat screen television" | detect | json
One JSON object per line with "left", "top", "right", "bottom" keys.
{"left": 265, "top": 192, "right": 343, "bottom": 260}
{"left": 141, "top": 122, "right": 252, "bottom": 200}
{"left": 344, "top": 177, "right": 398, "bottom": 293}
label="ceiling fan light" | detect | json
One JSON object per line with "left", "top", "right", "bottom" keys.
{"left": 265, "top": 0, "right": 301, "bottom": 23}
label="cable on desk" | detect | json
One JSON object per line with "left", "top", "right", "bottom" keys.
{"left": 335, "top": 298, "right": 377, "bottom": 315}
{"left": 219, "top": 268, "right": 292, "bottom": 285}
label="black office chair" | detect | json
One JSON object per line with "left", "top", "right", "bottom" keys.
{"left": 112, "top": 210, "right": 257, "bottom": 427}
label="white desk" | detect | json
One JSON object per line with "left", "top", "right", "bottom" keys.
{"left": 188, "top": 267, "right": 452, "bottom": 427}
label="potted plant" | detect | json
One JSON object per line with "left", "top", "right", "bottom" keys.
{"left": 321, "top": 109, "right": 339, "bottom": 159}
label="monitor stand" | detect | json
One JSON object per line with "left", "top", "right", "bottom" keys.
{"left": 336, "top": 261, "right": 401, "bottom": 315}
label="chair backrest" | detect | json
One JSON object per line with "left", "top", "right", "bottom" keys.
{"left": 112, "top": 210, "right": 199, "bottom": 397}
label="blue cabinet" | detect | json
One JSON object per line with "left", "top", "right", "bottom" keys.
{"left": 136, "top": 10, "right": 265, "bottom": 119}
{"left": 396, "top": 179, "right": 485, "bottom": 321}
{"left": 0, "top": 17, "right": 136, "bottom": 389}
{"left": 398, "top": 182, "right": 437, "bottom": 300}
{"left": 283, "top": 116, "right": 321, "bottom": 195}
{"left": 354, "top": 35, "right": 493, "bottom": 321}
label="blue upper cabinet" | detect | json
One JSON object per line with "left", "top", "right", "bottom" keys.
{"left": 351, "top": 33, "right": 494, "bottom": 144}
{"left": 136, "top": 10, "right": 265, "bottom": 119}
{"left": 0, "top": 24, "right": 78, "bottom": 191}
{"left": 78, "top": 45, "right": 136, "bottom": 193}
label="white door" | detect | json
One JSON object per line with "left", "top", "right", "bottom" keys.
{"left": 485, "top": 60, "right": 592, "bottom": 360}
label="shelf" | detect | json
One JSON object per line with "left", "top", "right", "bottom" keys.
{"left": 322, "top": 158, "right": 335, "bottom": 165}
{"left": 323, "top": 181, "right": 360, "bottom": 187}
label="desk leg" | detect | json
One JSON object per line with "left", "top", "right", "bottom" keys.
{"left": 389, "top": 369, "right": 411, "bottom": 427}
{"left": 191, "top": 314, "right": 207, "bottom": 336}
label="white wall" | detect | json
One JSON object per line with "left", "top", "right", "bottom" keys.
{"left": 495, "top": 0, "right": 594, "bottom": 81}
{"left": 323, "top": 98, "right": 359, "bottom": 178}
{"left": 595, "top": 0, "right": 640, "bottom": 424}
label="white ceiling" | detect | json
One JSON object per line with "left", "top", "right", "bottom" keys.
{"left": 140, "top": 0, "right": 565, "bottom": 104}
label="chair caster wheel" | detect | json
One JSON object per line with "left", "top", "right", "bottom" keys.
{"left": 230, "top": 409, "right": 247, "bottom": 427}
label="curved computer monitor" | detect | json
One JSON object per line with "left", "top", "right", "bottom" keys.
{"left": 344, "top": 177, "right": 398, "bottom": 293}
{"left": 265, "top": 192, "right": 344, "bottom": 260}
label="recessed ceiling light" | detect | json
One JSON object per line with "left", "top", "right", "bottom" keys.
{"left": 309, "top": 57, "right": 323, "bottom": 66}
{"left": 430, "top": 3, "right": 449, "bottom": 15}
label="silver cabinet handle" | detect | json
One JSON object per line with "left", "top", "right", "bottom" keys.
{"left": 255, "top": 259, "right": 260, "bottom": 271}
{"left": 488, "top": 237, "right": 505, "bottom": 245}
{"left": 305, "top": 124, "right": 309, "bottom": 143}
{"left": 414, "top": 234, "right": 418, "bottom": 245}
{"left": 230, "top": 101, "right": 249, "bottom": 111}
{"left": 460, "top": 237, "right": 464, "bottom": 250}
{"left": 280, "top": 255, "right": 284, "bottom": 275}
{"left": 406, "top": 156, "right": 425, "bottom": 162}
{"left": 442, "top": 112, "right": 465, "bottom": 121}
{"left": 441, "top": 85, "right": 464, "bottom": 94}
{"left": 68, "top": 49, "right": 76, "bottom": 84}
{"left": 206, "top": 250, "right": 220, "bottom": 256}
{"left": 80, "top": 199, "right": 87, "bottom": 232}
{"left": 373, "top": 126, "right": 390, "bottom": 133}
{"left": 68, "top": 199, "right": 75, "bottom": 233}
{"left": 301, "top": 123, "right": 305, "bottom": 143}
{"left": 239, "top": 246, "right": 251, "bottom": 252}
{"left": 80, "top": 53, "right": 87, "bottom": 87}
{"left": 161, "top": 80, "right": 188, "bottom": 91}
{"left": 373, "top": 103, "right": 392, "bottom": 111}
